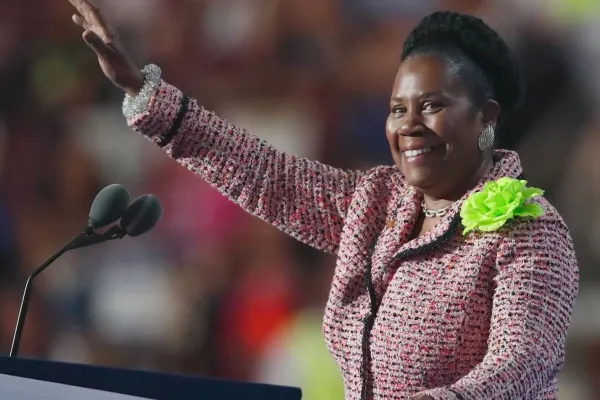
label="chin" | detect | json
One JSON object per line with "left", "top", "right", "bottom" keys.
{"left": 401, "top": 164, "right": 437, "bottom": 187}
{"left": 405, "top": 179, "right": 433, "bottom": 192}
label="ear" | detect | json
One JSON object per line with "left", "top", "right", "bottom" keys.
{"left": 479, "top": 99, "right": 501, "bottom": 128}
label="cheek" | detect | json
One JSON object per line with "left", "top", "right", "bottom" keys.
{"left": 425, "top": 112, "right": 475, "bottom": 145}
{"left": 425, "top": 115, "right": 457, "bottom": 142}
{"left": 385, "top": 115, "right": 398, "bottom": 145}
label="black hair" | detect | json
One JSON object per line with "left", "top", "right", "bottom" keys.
{"left": 401, "top": 11, "right": 523, "bottom": 129}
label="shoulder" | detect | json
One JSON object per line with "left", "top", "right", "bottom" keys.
{"left": 498, "top": 196, "right": 577, "bottom": 270}
{"left": 351, "top": 166, "right": 406, "bottom": 204}
{"left": 508, "top": 196, "right": 572, "bottom": 242}
{"left": 492, "top": 196, "right": 579, "bottom": 308}
{"left": 358, "top": 165, "right": 405, "bottom": 189}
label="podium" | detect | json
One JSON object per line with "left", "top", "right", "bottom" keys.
{"left": 0, "top": 357, "right": 302, "bottom": 399}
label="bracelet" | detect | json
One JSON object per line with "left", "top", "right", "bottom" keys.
{"left": 122, "top": 64, "right": 162, "bottom": 119}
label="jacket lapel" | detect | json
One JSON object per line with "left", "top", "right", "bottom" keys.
{"left": 392, "top": 150, "right": 525, "bottom": 260}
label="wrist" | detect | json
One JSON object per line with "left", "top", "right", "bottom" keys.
{"left": 121, "top": 64, "right": 162, "bottom": 119}
{"left": 121, "top": 71, "right": 144, "bottom": 97}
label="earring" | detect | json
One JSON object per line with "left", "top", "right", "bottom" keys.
{"left": 478, "top": 125, "right": 495, "bottom": 151}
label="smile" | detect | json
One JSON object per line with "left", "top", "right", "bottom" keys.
{"left": 403, "top": 147, "right": 432, "bottom": 157}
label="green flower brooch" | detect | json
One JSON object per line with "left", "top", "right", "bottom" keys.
{"left": 460, "top": 177, "right": 545, "bottom": 235}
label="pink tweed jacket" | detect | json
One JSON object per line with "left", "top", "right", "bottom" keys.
{"left": 127, "top": 81, "right": 579, "bottom": 400}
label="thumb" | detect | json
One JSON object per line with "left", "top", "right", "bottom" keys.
{"left": 83, "top": 30, "right": 109, "bottom": 56}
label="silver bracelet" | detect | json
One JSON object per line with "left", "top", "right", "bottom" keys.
{"left": 122, "top": 64, "right": 162, "bottom": 119}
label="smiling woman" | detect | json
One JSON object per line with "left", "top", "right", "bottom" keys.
{"left": 385, "top": 12, "right": 522, "bottom": 240}
{"left": 68, "top": 1, "right": 579, "bottom": 399}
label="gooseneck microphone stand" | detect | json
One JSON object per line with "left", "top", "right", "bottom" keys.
{"left": 9, "top": 226, "right": 126, "bottom": 357}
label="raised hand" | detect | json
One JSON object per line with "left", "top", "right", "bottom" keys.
{"left": 69, "top": 0, "right": 144, "bottom": 96}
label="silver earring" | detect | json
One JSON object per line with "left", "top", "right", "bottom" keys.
{"left": 478, "top": 125, "right": 495, "bottom": 151}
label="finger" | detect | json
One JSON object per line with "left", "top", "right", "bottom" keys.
{"left": 82, "top": 30, "right": 111, "bottom": 57}
{"left": 72, "top": 14, "right": 91, "bottom": 30}
{"left": 69, "top": 0, "right": 107, "bottom": 32}
{"left": 69, "top": 0, "right": 100, "bottom": 18}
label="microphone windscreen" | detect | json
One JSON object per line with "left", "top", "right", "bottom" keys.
{"left": 89, "top": 184, "right": 131, "bottom": 228}
{"left": 120, "top": 194, "right": 163, "bottom": 237}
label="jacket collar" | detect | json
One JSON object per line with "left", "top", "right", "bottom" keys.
{"left": 392, "top": 149, "right": 524, "bottom": 254}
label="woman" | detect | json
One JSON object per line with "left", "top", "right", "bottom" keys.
{"left": 68, "top": 1, "right": 579, "bottom": 399}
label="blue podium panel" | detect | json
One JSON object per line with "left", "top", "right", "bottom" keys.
{"left": 0, "top": 373, "right": 151, "bottom": 399}
{"left": 0, "top": 357, "right": 302, "bottom": 400}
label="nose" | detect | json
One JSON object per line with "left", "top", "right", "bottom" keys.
{"left": 395, "top": 112, "right": 425, "bottom": 137}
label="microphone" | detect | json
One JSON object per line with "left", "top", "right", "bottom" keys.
{"left": 9, "top": 187, "right": 162, "bottom": 357}
{"left": 120, "top": 194, "right": 163, "bottom": 237}
{"left": 86, "top": 184, "right": 131, "bottom": 232}
{"left": 72, "top": 194, "right": 163, "bottom": 248}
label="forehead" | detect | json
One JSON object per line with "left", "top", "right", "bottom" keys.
{"left": 391, "top": 54, "right": 464, "bottom": 99}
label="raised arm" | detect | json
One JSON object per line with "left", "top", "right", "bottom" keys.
{"left": 416, "top": 209, "right": 579, "bottom": 399}
{"left": 68, "top": 0, "right": 360, "bottom": 253}
{"left": 127, "top": 78, "right": 360, "bottom": 253}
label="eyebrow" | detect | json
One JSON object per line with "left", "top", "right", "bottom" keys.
{"left": 390, "top": 91, "right": 445, "bottom": 102}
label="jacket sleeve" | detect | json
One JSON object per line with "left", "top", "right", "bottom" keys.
{"left": 126, "top": 80, "right": 360, "bottom": 254}
{"left": 417, "top": 208, "right": 579, "bottom": 400}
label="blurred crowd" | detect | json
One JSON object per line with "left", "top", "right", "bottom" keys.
{"left": 0, "top": 0, "right": 599, "bottom": 398}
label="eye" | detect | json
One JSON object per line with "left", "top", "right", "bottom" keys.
{"left": 391, "top": 105, "right": 405, "bottom": 118}
{"left": 423, "top": 101, "right": 443, "bottom": 112}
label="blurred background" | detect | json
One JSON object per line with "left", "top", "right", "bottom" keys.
{"left": 0, "top": 0, "right": 599, "bottom": 398}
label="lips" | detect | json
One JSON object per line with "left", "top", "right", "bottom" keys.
{"left": 403, "top": 147, "right": 432, "bottom": 157}
{"left": 399, "top": 143, "right": 444, "bottom": 164}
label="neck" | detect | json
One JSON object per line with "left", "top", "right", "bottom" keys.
{"left": 422, "top": 153, "right": 494, "bottom": 210}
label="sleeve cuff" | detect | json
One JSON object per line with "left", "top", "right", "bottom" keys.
{"left": 126, "top": 80, "right": 183, "bottom": 143}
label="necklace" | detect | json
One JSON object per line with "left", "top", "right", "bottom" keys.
{"left": 421, "top": 201, "right": 452, "bottom": 218}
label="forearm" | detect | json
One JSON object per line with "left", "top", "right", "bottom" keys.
{"left": 449, "top": 351, "right": 560, "bottom": 399}
{"left": 127, "top": 80, "right": 359, "bottom": 253}
{"left": 417, "top": 325, "right": 566, "bottom": 400}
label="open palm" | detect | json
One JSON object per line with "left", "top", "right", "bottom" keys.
{"left": 69, "top": 0, "right": 143, "bottom": 95}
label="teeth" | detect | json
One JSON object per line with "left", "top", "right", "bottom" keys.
{"left": 404, "top": 147, "right": 432, "bottom": 157}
